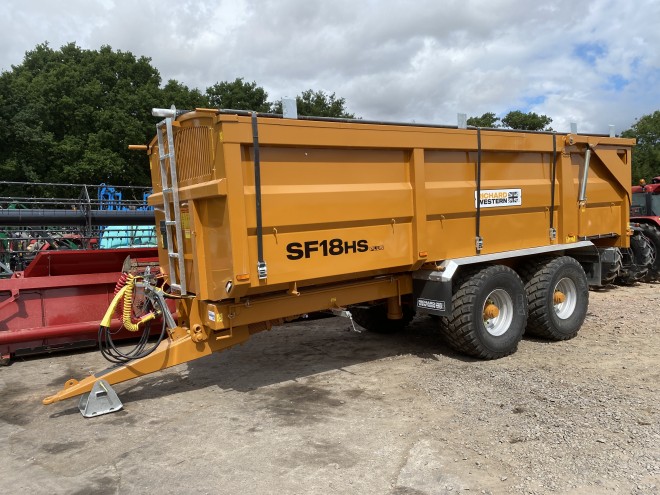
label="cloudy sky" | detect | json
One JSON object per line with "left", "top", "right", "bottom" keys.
{"left": 1, "top": 0, "right": 659, "bottom": 133}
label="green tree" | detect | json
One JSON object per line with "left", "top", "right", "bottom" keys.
{"left": 161, "top": 79, "right": 209, "bottom": 111}
{"left": 622, "top": 110, "right": 660, "bottom": 184}
{"left": 0, "top": 42, "right": 205, "bottom": 190}
{"left": 501, "top": 110, "right": 553, "bottom": 131}
{"left": 467, "top": 112, "right": 500, "bottom": 128}
{"left": 206, "top": 78, "right": 271, "bottom": 112}
{"left": 273, "top": 89, "right": 355, "bottom": 118}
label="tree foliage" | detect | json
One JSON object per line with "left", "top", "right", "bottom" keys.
{"left": 466, "top": 112, "right": 500, "bottom": 128}
{"left": 501, "top": 110, "right": 553, "bottom": 131}
{"left": 622, "top": 110, "right": 660, "bottom": 184}
{"left": 273, "top": 89, "right": 355, "bottom": 118}
{"left": 206, "top": 78, "right": 271, "bottom": 112}
{"left": 161, "top": 79, "right": 208, "bottom": 111}
{"left": 466, "top": 111, "right": 552, "bottom": 130}
{"left": 0, "top": 43, "right": 206, "bottom": 189}
{"left": 0, "top": 43, "right": 357, "bottom": 195}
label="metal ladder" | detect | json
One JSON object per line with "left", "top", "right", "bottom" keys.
{"left": 154, "top": 106, "right": 186, "bottom": 295}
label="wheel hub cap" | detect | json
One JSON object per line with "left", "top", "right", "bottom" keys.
{"left": 483, "top": 303, "right": 500, "bottom": 319}
{"left": 553, "top": 291, "right": 566, "bottom": 304}
{"left": 553, "top": 277, "right": 577, "bottom": 319}
{"left": 482, "top": 289, "right": 514, "bottom": 337}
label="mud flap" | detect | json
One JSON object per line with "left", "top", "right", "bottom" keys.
{"left": 413, "top": 270, "right": 452, "bottom": 316}
{"left": 78, "top": 379, "right": 123, "bottom": 418}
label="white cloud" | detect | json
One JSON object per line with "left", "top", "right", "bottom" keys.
{"left": 1, "top": 0, "right": 658, "bottom": 132}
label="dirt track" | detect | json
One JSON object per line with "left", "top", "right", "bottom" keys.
{"left": 1, "top": 283, "right": 658, "bottom": 494}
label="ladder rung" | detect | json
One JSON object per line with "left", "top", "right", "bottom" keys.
{"left": 165, "top": 220, "right": 176, "bottom": 226}
{"left": 169, "top": 283, "right": 182, "bottom": 291}
{"left": 168, "top": 253, "right": 180, "bottom": 258}
{"left": 163, "top": 188, "right": 173, "bottom": 194}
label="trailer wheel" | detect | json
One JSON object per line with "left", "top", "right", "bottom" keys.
{"left": 523, "top": 256, "right": 588, "bottom": 340}
{"left": 441, "top": 265, "right": 527, "bottom": 359}
{"left": 351, "top": 301, "right": 415, "bottom": 334}
{"left": 640, "top": 224, "right": 660, "bottom": 282}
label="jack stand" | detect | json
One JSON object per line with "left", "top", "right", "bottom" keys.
{"left": 329, "top": 307, "right": 359, "bottom": 332}
{"left": 78, "top": 379, "right": 123, "bottom": 418}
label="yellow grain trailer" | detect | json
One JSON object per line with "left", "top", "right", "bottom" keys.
{"left": 45, "top": 108, "right": 635, "bottom": 415}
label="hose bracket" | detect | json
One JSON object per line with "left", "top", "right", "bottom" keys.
{"left": 139, "top": 281, "right": 177, "bottom": 330}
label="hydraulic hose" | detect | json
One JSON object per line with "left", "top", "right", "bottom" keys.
{"left": 98, "top": 272, "right": 166, "bottom": 364}
{"left": 109, "top": 273, "right": 156, "bottom": 331}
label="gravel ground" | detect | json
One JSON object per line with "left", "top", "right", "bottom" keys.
{"left": 0, "top": 282, "right": 658, "bottom": 494}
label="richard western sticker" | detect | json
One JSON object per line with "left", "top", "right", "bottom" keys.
{"left": 475, "top": 189, "right": 522, "bottom": 208}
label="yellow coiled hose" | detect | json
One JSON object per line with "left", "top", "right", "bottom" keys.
{"left": 101, "top": 274, "right": 156, "bottom": 331}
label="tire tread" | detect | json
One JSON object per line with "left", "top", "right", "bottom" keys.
{"left": 442, "top": 265, "right": 525, "bottom": 360}
{"left": 640, "top": 224, "right": 660, "bottom": 282}
{"left": 521, "top": 256, "right": 587, "bottom": 340}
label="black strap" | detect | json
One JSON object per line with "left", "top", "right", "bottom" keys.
{"left": 475, "top": 128, "right": 482, "bottom": 252}
{"left": 251, "top": 112, "right": 264, "bottom": 265}
{"left": 550, "top": 133, "right": 557, "bottom": 231}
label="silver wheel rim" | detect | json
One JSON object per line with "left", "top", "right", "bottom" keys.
{"left": 482, "top": 288, "right": 513, "bottom": 337}
{"left": 554, "top": 277, "right": 577, "bottom": 319}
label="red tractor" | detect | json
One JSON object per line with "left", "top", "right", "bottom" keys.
{"left": 629, "top": 177, "right": 660, "bottom": 281}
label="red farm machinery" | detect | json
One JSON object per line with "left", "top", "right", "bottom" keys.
{"left": 0, "top": 182, "right": 169, "bottom": 363}
{"left": 629, "top": 177, "right": 660, "bottom": 282}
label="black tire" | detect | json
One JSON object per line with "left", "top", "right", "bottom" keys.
{"left": 440, "top": 265, "right": 527, "bottom": 359}
{"left": 600, "top": 248, "right": 622, "bottom": 285}
{"left": 350, "top": 300, "right": 415, "bottom": 334}
{"left": 616, "top": 231, "right": 653, "bottom": 285}
{"left": 522, "top": 256, "right": 589, "bottom": 340}
{"left": 640, "top": 224, "right": 660, "bottom": 281}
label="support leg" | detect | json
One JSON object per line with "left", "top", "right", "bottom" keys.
{"left": 43, "top": 325, "right": 250, "bottom": 405}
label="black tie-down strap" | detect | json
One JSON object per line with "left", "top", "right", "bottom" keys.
{"left": 251, "top": 112, "right": 267, "bottom": 279}
{"left": 475, "top": 128, "right": 483, "bottom": 253}
{"left": 549, "top": 133, "right": 558, "bottom": 240}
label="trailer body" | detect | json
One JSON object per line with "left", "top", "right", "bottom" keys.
{"left": 149, "top": 111, "right": 631, "bottom": 322}
{"left": 44, "top": 109, "right": 635, "bottom": 410}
